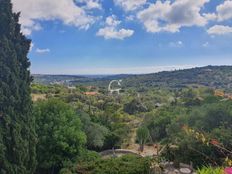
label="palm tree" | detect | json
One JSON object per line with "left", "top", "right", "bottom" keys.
{"left": 137, "top": 126, "right": 150, "bottom": 152}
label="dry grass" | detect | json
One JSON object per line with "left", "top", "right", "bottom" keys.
{"left": 31, "top": 94, "right": 47, "bottom": 102}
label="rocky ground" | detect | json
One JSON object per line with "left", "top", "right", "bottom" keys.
{"left": 158, "top": 162, "right": 196, "bottom": 174}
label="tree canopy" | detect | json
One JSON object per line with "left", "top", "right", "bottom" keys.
{"left": 34, "top": 99, "right": 86, "bottom": 173}
{"left": 0, "top": 0, "right": 36, "bottom": 173}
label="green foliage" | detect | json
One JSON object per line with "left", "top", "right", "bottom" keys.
{"left": 2, "top": 0, "right": 232, "bottom": 172}
{"left": 78, "top": 111, "right": 109, "bottom": 150}
{"left": 59, "top": 168, "right": 73, "bottom": 174}
{"left": 146, "top": 110, "right": 172, "bottom": 142}
{"left": 31, "top": 84, "right": 63, "bottom": 94}
{"left": 75, "top": 155, "right": 151, "bottom": 174}
{"left": 122, "top": 66, "right": 232, "bottom": 92}
{"left": 0, "top": 0, "right": 36, "bottom": 173}
{"left": 31, "top": 68, "right": 232, "bottom": 170}
{"left": 188, "top": 102, "right": 232, "bottom": 132}
{"left": 136, "top": 127, "right": 150, "bottom": 151}
{"left": 34, "top": 99, "right": 86, "bottom": 172}
{"left": 163, "top": 101, "right": 232, "bottom": 167}
{"left": 144, "top": 106, "right": 187, "bottom": 142}
{"left": 197, "top": 166, "right": 224, "bottom": 174}
{"left": 33, "top": 66, "right": 232, "bottom": 92}
{"left": 124, "top": 99, "right": 147, "bottom": 115}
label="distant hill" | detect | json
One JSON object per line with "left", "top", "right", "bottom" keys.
{"left": 122, "top": 65, "right": 232, "bottom": 91}
{"left": 32, "top": 74, "right": 131, "bottom": 86}
{"left": 33, "top": 74, "right": 87, "bottom": 85}
{"left": 33, "top": 66, "right": 232, "bottom": 91}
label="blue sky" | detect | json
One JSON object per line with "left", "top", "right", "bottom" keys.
{"left": 12, "top": 0, "right": 232, "bottom": 74}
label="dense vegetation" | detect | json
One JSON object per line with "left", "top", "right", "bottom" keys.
{"left": 142, "top": 92, "right": 232, "bottom": 167}
{"left": 30, "top": 82, "right": 232, "bottom": 173}
{"left": 123, "top": 66, "right": 232, "bottom": 91}
{"left": 0, "top": 0, "right": 36, "bottom": 173}
{"left": 33, "top": 66, "right": 232, "bottom": 92}
{"left": 1, "top": 1, "right": 232, "bottom": 173}
{"left": 197, "top": 167, "right": 224, "bottom": 174}
{"left": 34, "top": 99, "right": 86, "bottom": 173}
{"left": 61, "top": 154, "right": 151, "bottom": 174}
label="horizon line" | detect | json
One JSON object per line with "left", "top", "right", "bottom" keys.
{"left": 31, "top": 64, "right": 232, "bottom": 76}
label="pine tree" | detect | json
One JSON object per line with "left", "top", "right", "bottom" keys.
{"left": 0, "top": 0, "right": 37, "bottom": 173}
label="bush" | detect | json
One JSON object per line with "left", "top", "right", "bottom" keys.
{"left": 76, "top": 155, "right": 151, "bottom": 174}
{"left": 197, "top": 166, "right": 224, "bottom": 174}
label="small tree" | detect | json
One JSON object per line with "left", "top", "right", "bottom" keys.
{"left": 124, "top": 99, "right": 147, "bottom": 115}
{"left": 78, "top": 111, "right": 109, "bottom": 150}
{"left": 137, "top": 127, "right": 150, "bottom": 152}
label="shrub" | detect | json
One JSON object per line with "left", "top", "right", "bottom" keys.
{"left": 197, "top": 166, "right": 224, "bottom": 174}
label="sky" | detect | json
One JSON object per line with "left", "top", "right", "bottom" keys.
{"left": 11, "top": 0, "right": 232, "bottom": 75}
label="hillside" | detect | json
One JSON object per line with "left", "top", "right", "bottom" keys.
{"left": 31, "top": 66, "right": 232, "bottom": 173}
{"left": 32, "top": 74, "right": 131, "bottom": 86}
{"left": 123, "top": 65, "right": 232, "bottom": 91}
{"left": 33, "top": 65, "right": 232, "bottom": 91}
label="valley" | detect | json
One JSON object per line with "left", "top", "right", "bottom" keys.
{"left": 31, "top": 66, "right": 232, "bottom": 173}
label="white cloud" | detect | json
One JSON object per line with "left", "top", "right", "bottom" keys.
{"left": 126, "top": 15, "right": 135, "bottom": 21}
{"left": 97, "top": 28, "right": 134, "bottom": 40}
{"left": 77, "top": 0, "right": 102, "bottom": 10}
{"left": 36, "top": 48, "right": 50, "bottom": 54}
{"left": 203, "top": 1, "right": 232, "bottom": 23}
{"left": 105, "top": 15, "right": 121, "bottom": 26}
{"left": 204, "top": 1, "right": 232, "bottom": 35}
{"left": 12, "top": 0, "right": 232, "bottom": 37}
{"left": 114, "top": 0, "right": 147, "bottom": 11}
{"left": 137, "top": 0, "right": 209, "bottom": 33}
{"left": 21, "top": 23, "right": 42, "bottom": 36}
{"left": 203, "top": 13, "right": 217, "bottom": 21}
{"left": 207, "top": 25, "right": 232, "bottom": 35}
{"left": 30, "top": 43, "right": 34, "bottom": 52}
{"left": 202, "top": 42, "right": 209, "bottom": 47}
{"left": 96, "top": 15, "right": 134, "bottom": 40}
{"left": 12, "top": 0, "right": 97, "bottom": 35}
{"left": 216, "top": 0, "right": 232, "bottom": 21}
{"left": 169, "top": 41, "right": 183, "bottom": 47}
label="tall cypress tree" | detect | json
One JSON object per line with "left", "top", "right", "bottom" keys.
{"left": 0, "top": 0, "right": 37, "bottom": 173}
